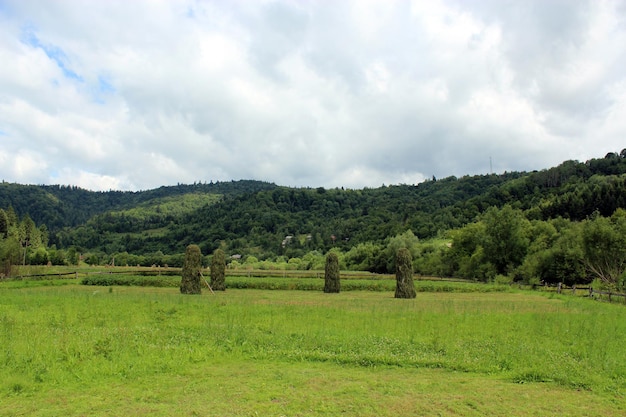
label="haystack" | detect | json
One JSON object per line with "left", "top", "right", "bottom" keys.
{"left": 394, "top": 247, "right": 416, "bottom": 298}
{"left": 180, "top": 244, "right": 202, "bottom": 294}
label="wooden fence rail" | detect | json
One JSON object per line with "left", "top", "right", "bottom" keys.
{"left": 11, "top": 271, "right": 78, "bottom": 280}
{"left": 590, "top": 289, "right": 626, "bottom": 303}
{"left": 554, "top": 282, "right": 626, "bottom": 304}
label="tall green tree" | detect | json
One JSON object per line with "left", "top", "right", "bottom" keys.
{"left": 0, "top": 237, "right": 20, "bottom": 276}
{"left": 581, "top": 210, "right": 626, "bottom": 289}
{"left": 5, "top": 206, "right": 17, "bottom": 230}
{"left": 180, "top": 244, "right": 202, "bottom": 294}
{"left": 210, "top": 248, "right": 226, "bottom": 291}
{"left": 0, "top": 209, "right": 8, "bottom": 238}
{"left": 385, "top": 230, "right": 420, "bottom": 273}
{"left": 482, "top": 205, "right": 529, "bottom": 275}
{"left": 444, "top": 222, "right": 492, "bottom": 280}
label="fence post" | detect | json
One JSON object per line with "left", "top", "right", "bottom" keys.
{"left": 557, "top": 282, "right": 562, "bottom": 294}
{"left": 572, "top": 285, "right": 576, "bottom": 295}
{"left": 589, "top": 287, "right": 593, "bottom": 298}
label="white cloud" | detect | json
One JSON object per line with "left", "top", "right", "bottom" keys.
{"left": 0, "top": 0, "right": 624, "bottom": 191}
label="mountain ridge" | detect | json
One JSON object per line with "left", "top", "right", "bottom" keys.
{"left": 2, "top": 151, "right": 626, "bottom": 261}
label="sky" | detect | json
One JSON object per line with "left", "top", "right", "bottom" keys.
{"left": 0, "top": 0, "right": 625, "bottom": 191}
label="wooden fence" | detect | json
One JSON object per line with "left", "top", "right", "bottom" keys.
{"left": 590, "top": 289, "right": 626, "bottom": 303}
{"left": 8, "top": 271, "right": 78, "bottom": 280}
{"left": 554, "top": 282, "right": 626, "bottom": 304}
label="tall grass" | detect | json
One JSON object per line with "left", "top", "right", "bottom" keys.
{"left": 80, "top": 274, "right": 511, "bottom": 293}
{"left": 1, "top": 286, "right": 624, "bottom": 400}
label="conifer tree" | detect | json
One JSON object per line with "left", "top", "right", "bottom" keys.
{"left": 0, "top": 209, "right": 7, "bottom": 239}
{"left": 210, "top": 248, "right": 226, "bottom": 291}
{"left": 324, "top": 251, "right": 340, "bottom": 293}
{"left": 180, "top": 244, "right": 202, "bottom": 294}
{"left": 394, "top": 248, "right": 416, "bottom": 298}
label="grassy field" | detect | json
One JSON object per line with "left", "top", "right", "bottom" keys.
{"left": 79, "top": 273, "right": 512, "bottom": 293}
{"left": 1, "top": 283, "right": 625, "bottom": 416}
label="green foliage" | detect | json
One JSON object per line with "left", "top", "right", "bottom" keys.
{"left": 0, "top": 208, "right": 8, "bottom": 238}
{"left": 82, "top": 274, "right": 177, "bottom": 287}
{"left": 413, "top": 239, "right": 449, "bottom": 277}
{"left": 343, "top": 242, "right": 384, "bottom": 272}
{"left": 180, "top": 244, "right": 202, "bottom": 294}
{"left": 0, "top": 237, "right": 20, "bottom": 276}
{"left": 482, "top": 205, "right": 529, "bottom": 275}
{"left": 5, "top": 151, "right": 626, "bottom": 286}
{"left": 385, "top": 230, "right": 420, "bottom": 273}
{"left": 395, "top": 248, "right": 416, "bottom": 298}
{"left": 445, "top": 222, "right": 487, "bottom": 280}
{"left": 323, "top": 252, "right": 340, "bottom": 293}
{"left": 581, "top": 210, "right": 626, "bottom": 290}
{"left": 520, "top": 222, "right": 586, "bottom": 286}
{"left": 210, "top": 248, "right": 226, "bottom": 291}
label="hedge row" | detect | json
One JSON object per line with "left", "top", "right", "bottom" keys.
{"left": 81, "top": 274, "right": 179, "bottom": 288}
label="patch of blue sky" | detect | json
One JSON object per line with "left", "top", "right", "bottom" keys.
{"left": 20, "top": 25, "right": 83, "bottom": 82}
{"left": 0, "top": 0, "right": 13, "bottom": 17}
{"left": 98, "top": 75, "right": 115, "bottom": 94}
{"left": 90, "top": 75, "right": 116, "bottom": 104}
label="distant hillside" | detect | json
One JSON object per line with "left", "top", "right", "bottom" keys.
{"left": 2, "top": 151, "right": 626, "bottom": 260}
{"left": 0, "top": 180, "right": 277, "bottom": 232}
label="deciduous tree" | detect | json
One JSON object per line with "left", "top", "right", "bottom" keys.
{"left": 482, "top": 205, "right": 528, "bottom": 275}
{"left": 0, "top": 237, "right": 20, "bottom": 276}
{"left": 0, "top": 209, "right": 8, "bottom": 238}
{"left": 582, "top": 210, "right": 626, "bottom": 289}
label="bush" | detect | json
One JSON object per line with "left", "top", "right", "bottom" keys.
{"left": 81, "top": 274, "right": 178, "bottom": 287}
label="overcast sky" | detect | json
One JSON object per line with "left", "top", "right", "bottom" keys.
{"left": 0, "top": 0, "right": 625, "bottom": 191}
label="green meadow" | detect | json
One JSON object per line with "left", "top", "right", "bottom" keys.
{"left": 1, "top": 281, "right": 625, "bottom": 416}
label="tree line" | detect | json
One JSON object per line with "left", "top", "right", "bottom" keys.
{"left": 1, "top": 151, "right": 626, "bottom": 290}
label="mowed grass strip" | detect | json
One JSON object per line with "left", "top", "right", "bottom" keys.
{"left": 0, "top": 286, "right": 624, "bottom": 416}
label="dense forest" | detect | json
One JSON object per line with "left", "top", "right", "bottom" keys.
{"left": 1, "top": 151, "right": 626, "bottom": 289}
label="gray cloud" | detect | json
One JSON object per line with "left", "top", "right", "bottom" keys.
{"left": 0, "top": 0, "right": 624, "bottom": 191}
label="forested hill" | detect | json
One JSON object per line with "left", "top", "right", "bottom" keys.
{"left": 0, "top": 180, "right": 278, "bottom": 232}
{"left": 2, "top": 151, "right": 626, "bottom": 260}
